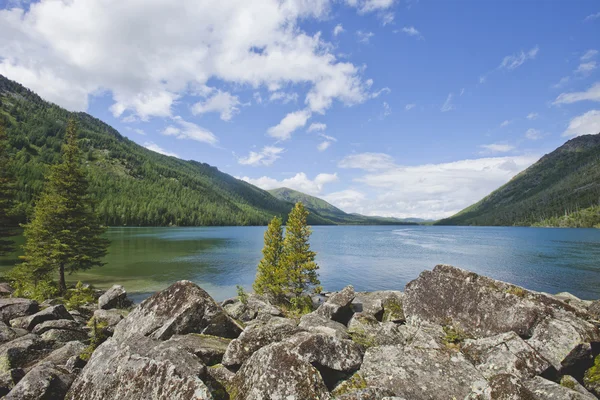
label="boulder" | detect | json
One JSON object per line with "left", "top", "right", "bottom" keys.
{"left": 64, "top": 355, "right": 87, "bottom": 373}
{"left": 0, "top": 283, "right": 13, "bottom": 296}
{"left": 41, "top": 328, "right": 88, "bottom": 343}
{"left": 11, "top": 305, "right": 73, "bottom": 331}
{"left": 0, "top": 321, "right": 26, "bottom": 344}
{"left": 396, "top": 317, "right": 446, "bottom": 350}
{"left": 462, "top": 331, "right": 552, "bottom": 379}
{"left": 298, "top": 311, "right": 350, "bottom": 339}
{"left": 165, "top": 334, "right": 231, "bottom": 365}
{"left": 222, "top": 317, "right": 302, "bottom": 367}
{"left": 316, "top": 285, "right": 355, "bottom": 323}
{"left": 5, "top": 361, "right": 75, "bottom": 400}
{"left": 286, "top": 331, "right": 363, "bottom": 372}
{"left": 0, "top": 334, "right": 54, "bottom": 370}
{"left": 42, "top": 341, "right": 87, "bottom": 367}
{"left": 92, "top": 309, "right": 128, "bottom": 332}
{"left": 0, "top": 299, "right": 38, "bottom": 324}
{"left": 32, "top": 319, "right": 83, "bottom": 335}
{"left": 523, "top": 376, "right": 596, "bottom": 399}
{"left": 229, "top": 342, "right": 329, "bottom": 400}
{"left": 66, "top": 335, "right": 212, "bottom": 400}
{"left": 0, "top": 368, "right": 25, "bottom": 397}
{"left": 485, "top": 374, "right": 537, "bottom": 400}
{"left": 347, "top": 313, "right": 406, "bottom": 347}
{"left": 588, "top": 300, "right": 600, "bottom": 320}
{"left": 223, "top": 294, "right": 282, "bottom": 322}
{"left": 113, "top": 281, "right": 241, "bottom": 342}
{"left": 335, "top": 387, "right": 396, "bottom": 399}
{"left": 98, "top": 285, "right": 131, "bottom": 310}
{"left": 583, "top": 355, "right": 600, "bottom": 397}
{"left": 206, "top": 364, "right": 235, "bottom": 398}
{"left": 360, "top": 345, "right": 488, "bottom": 399}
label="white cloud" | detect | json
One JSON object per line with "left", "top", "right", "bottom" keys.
{"left": 405, "top": 103, "right": 416, "bottom": 111}
{"left": 126, "top": 127, "right": 146, "bottom": 135}
{"left": 269, "top": 91, "right": 299, "bottom": 104}
{"left": 440, "top": 93, "right": 454, "bottom": 112}
{"left": 338, "top": 152, "right": 396, "bottom": 171}
{"left": 0, "top": 0, "right": 373, "bottom": 121}
{"left": 238, "top": 146, "right": 284, "bottom": 166}
{"left": 575, "top": 61, "right": 597, "bottom": 74}
{"left": 345, "top": 0, "right": 396, "bottom": 14}
{"left": 553, "top": 82, "right": 600, "bottom": 104}
{"left": 333, "top": 24, "right": 344, "bottom": 36}
{"left": 381, "top": 101, "right": 391, "bottom": 118}
{"left": 479, "top": 76, "right": 486, "bottom": 84}
{"left": 317, "top": 141, "right": 332, "bottom": 151}
{"left": 370, "top": 87, "right": 391, "bottom": 98}
{"left": 584, "top": 12, "right": 600, "bottom": 21}
{"left": 401, "top": 26, "right": 422, "bottom": 39}
{"left": 500, "top": 120, "right": 511, "bottom": 127}
{"left": 144, "top": 142, "right": 179, "bottom": 158}
{"left": 323, "top": 189, "right": 366, "bottom": 210}
{"left": 267, "top": 109, "right": 311, "bottom": 140}
{"left": 307, "top": 122, "right": 327, "bottom": 132}
{"left": 192, "top": 90, "right": 240, "bottom": 121}
{"left": 581, "top": 49, "right": 598, "bottom": 61}
{"left": 526, "top": 112, "right": 538, "bottom": 120}
{"left": 525, "top": 128, "right": 543, "bottom": 140}
{"left": 356, "top": 30, "right": 375, "bottom": 44}
{"left": 460, "top": 88, "right": 465, "bottom": 96}
{"left": 253, "top": 92, "right": 263, "bottom": 104}
{"left": 162, "top": 116, "right": 217, "bottom": 145}
{"left": 552, "top": 76, "right": 570, "bottom": 89}
{"left": 480, "top": 143, "right": 515, "bottom": 154}
{"left": 239, "top": 172, "right": 338, "bottom": 195}
{"left": 563, "top": 110, "right": 600, "bottom": 137}
{"left": 499, "top": 46, "right": 539, "bottom": 70}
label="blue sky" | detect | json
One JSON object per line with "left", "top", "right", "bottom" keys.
{"left": 1, "top": 0, "right": 599, "bottom": 219}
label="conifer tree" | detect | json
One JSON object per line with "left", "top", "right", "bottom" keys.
{"left": 11, "top": 119, "right": 109, "bottom": 297}
{"left": 253, "top": 216, "right": 286, "bottom": 300}
{"left": 282, "top": 202, "right": 320, "bottom": 299}
{"left": 0, "top": 124, "right": 17, "bottom": 256}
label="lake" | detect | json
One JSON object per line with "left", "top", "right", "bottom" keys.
{"left": 1, "top": 225, "right": 600, "bottom": 302}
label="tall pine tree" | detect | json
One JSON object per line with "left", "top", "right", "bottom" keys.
{"left": 253, "top": 216, "right": 286, "bottom": 301}
{"left": 0, "top": 124, "right": 17, "bottom": 256}
{"left": 11, "top": 119, "right": 109, "bottom": 297}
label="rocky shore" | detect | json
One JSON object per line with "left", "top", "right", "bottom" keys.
{"left": 1, "top": 264, "right": 600, "bottom": 399}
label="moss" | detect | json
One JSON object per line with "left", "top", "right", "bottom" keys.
{"left": 560, "top": 375, "right": 577, "bottom": 390}
{"left": 382, "top": 297, "right": 404, "bottom": 321}
{"left": 505, "top": 286, "right": 527, "bottom": 298}
{"left": 585, "top": 355, "right": 600, "bottom": 386}
{"left": 442, "top": 324, "right": 469, "bottom": 347}
{"left": 0, "top": 355, "right": 11, "bottom": 373}
{"left": 349, "top": 330, "right": 376, "bottom": 349}
{"left": 331, "top": 372, "right": 367, "bottom": 397}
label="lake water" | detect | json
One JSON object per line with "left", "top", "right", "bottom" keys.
{"left": 1, "top": 226, "right": 600, "bottom": 302}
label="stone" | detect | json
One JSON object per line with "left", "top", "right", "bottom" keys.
{"left": 298, "top": 311, "right": 350, "bottom": 339}
{"left": 41, "top": 328, "right": 88, "bottom": 343}
{"left": 66, "top": 335, "right": 212, "bottom": 400}
{"left": 32, "top": 319, "right": 83, "bottom": 335}
{"left": 360, "top": 345, "right": 488, "bottom": 399}
{"left": 0, "top": 283, "right": 13, "bottom": 296}
{"left": 0, "top": 368, "right": 25, "bottom": 397}
{"left": 229, "top": 342, "right": 329, "bottom": 400}
{"left": 316, "top": 285, "right": 355, "bottom": 323}
{"left": 583, "top": 355, "right": 600, "bottom": 397}
{"left": 92, "top": 309, "right": 128, "bottom": 332}
{"left": 347, "top": 313, "right": 406, "bottom": 347}
{"left": 11, "top": 304, "right": 73, "bottom": 331}
{"left": 42, "top": 341, "right": 87, "bottom": 367}
{"left": 222, "top": 316, "right": 302, "bottom": 367}
{"left": 286, "top": 331, "right": 363, "bottom": 372}
{"left": 485, "top": 374, "right": 537, "bottom": 400}
{"left": 462, "top": 331, "right": 552, "bottom": 379}
{"left": 5, "top": 362, "right": 75, "bottom": 400}
{"left": 561, "top": 375, "right": 596, "bottom": 397}
{"left": 113, "top": 280, "right": 242, "bottom": 342}
{"left": 397, "top": 317, "right": 446, "bottom": 350}
{"left": 523, "top": 376, "right": 596, "bottom": 399}
{"left": 0, "top": 322, "right": 26, "bottom": 344}
{"left": 98, "top": 285, "right": 132, "bottom": 310}
{"left": 0, "top": 299, "right": 38, "bottom": 324}
{"left": 335, "top": 387, "right": 396, "bottom": 399}
{"left": 223, "top": 294, "right": 282, "bottom": 322}
{"left": 588, "top": 300, "right": 600, "bottom": 320}
{"left": 65, "top": 355, "right": 87, "bottom": 373}
{"left": 0, "top": 334, "right": 54, "bottom": 371}
{"left": 165, "top": 334, "right": 231, "bottom": 365}
{"left": 553, "top": 292, "right": 592, "bottom": 314}
{"left": 353, "top": 291, "right": 405, "bottom": 322}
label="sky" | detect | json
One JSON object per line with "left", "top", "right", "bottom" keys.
{"left": 0, "top": 0, "right": 599, "bottom": 219}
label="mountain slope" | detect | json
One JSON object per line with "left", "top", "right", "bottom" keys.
{"left": 437, "top": 133, "right": 600, "bottom": 227}
{"left": 0, "top": 74, "right": 335, "bottom": 226}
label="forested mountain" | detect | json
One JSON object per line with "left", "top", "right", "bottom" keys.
{"left": 437, "top": 133, "right": 600, "bottom": 227}
{"left": 0, "top": 74, "right": 336, "bottom": 226}
{"left": 268, "top": 187, "right": 417, "bottom": 225}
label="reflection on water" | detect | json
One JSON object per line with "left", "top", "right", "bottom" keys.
{"left": 1, "top": 226, "right": 600, "bottom": 302}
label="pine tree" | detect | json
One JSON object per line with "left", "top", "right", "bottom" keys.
{"left": 282, "top": 202, "right": 320, "bottom": 299}
{"left": 11, "top": 119, "right": 109, "bottom": 297}
{"left": 0, "top": 124, "right": 17, "bottom": 256}
{"left": 253, "top": 216, "right": 286, "bottom": 301}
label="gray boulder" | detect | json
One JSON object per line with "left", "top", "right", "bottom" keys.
{"left": 229, "top": 342, "right": 329, "bottom": 400}
{"left": 0, "top": 368, "right": 25, "bottom": 397}
{"left": 0, "top": 299, "right": 38, "bottom": 324}
{"left": 98, "top": 285, "right": 131, "bottom": 310}
{"left": 0, "top": 283, "right": 13, "bottom": 296}
{"left": 316, "top": 285, "right": 355, "bottom": 323}
{"left": 0, "top": 321, "right": 26, "bottom": 344}
{"left": 42, "top": 341, "right": 87, "bottom": 367}
{"left": 32, "top": 319, "right": 83, "bottom": 335}
{"left": 11, "top": 305, "right": 73, "bottom": 331}
{"left": 92, "top": 309, "right": 128, "bottom": 332}
{"left": 523, "top": 376, "right": 596, "bottom": 399}
{"left": 286, "top": 331, "right": 363, "bottom": 372}
{"left": 299, "top": 311, "right": 350, "bottom": 339}
{"left": 484, "top": 374, "right": 537, "bottom": 400}
{"left": 360, "top": 345, "right": 488, "bottom": 399}
{"left": 347, "top": 313, "right": 406, "bottom": 347}
{"left": 5, "top": 362, "right": 75, "bottom": 400}
{"left": 0, "top": 334, "right": 54, "bottom": 370}
{"left": 222, "top": 316, "right": 302, "bottom": 367}
{"left": 164, "top": 334, "right": 231, "bottom": 365}
{"left": 353, "top": 291, "right": 405, "bottom": 323}
{"left": 113, "top": 280, "right": 242, "bottom": 342}
{"left": 588, "top": 300, "right": 600, "bottom": 320}
{"left": 66, "top": 335, "right": 212, "bottom": 400}
{"left": 335, "top": 387, "right": 396, "bottom": 399}
{"left": 41, "top": 328, "right": 88, "bottom": 343}
{"left": 223, "top": 294, "right": 282, "bottom": 322}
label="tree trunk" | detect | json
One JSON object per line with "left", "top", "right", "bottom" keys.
{"left": 59, "top": 264, "right": 67, "bottom": 294}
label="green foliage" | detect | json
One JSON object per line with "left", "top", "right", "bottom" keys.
{"left": 64, "top": 281, "right": 96, "bottom": 311}
{"left": 288, "top": 295, "right": 313, "bottom": 315}
{"left": 253, "top": 216, "right": 286, "bottom": 300}
{"left": 10, "top": 119, "right": 109, "bottom": 294}
{"left": 0, "top": 124, "right": 18, "bottom": 255}
{"left": 80, "top": 317, "right": 110, "bottom": 361}
{"left": 236, "top": 285, "right": 248, "bottom": 305}
{"left": 505, "top": 286, "right": 527, "bottom": 298}
{"left": 8, "top": 270, "right": 58, "bottom": 302}
{"left": 585, "top": 355, "right": 600, "bottom": 386}
{"left": 331, "top": 372, "right": 368, "bottom": 397}
{"left": 560, "top": 375, "right": 577, "bottom": 390}
{"left": 437, "top": 134, "right": 600, "bottom": 227}
{"left": 443, "top": 324, "right": 469, "bottom": 347}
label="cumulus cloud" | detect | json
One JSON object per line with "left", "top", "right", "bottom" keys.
{"left": 317, "top": 141, "right": 332, "bottom": 151}
{"left": 267, "top": 109, "right": 311, "bottom": 140}
{"left": 440, "top": 93, "right": 454, "bottom": 112}
{"left": 563, "top": 110, "right": 600, "bottom": 137}
{"left": 356, "top": 30, "right": 374, "bottom": 44}
{"left": 553, "top": 82, "right": 600, "bottom": 104}
{"left": 345, "top": 0, "right": 396, "bottom": 14}
{"left": 269, "top": 91, "right": 299, "bottom": 104}
{"left": 239, "top": 172, "right": 338, "bottom": 195}
{"left": 333, "top": 24, "right": 344, "bottom": 36}
{"left": 162, "top": 116, "right": 218, "bottom": 145}
{"left": 323, "top": 189, "right": 366, "bottom": 209}
{"left": 307, "top": 122, "right": 327, "bottom": 132}
{"left": 401, "top": 26, "right": 422, "bottom": 39}
{"left": 499, "top": 46, "right": 539, "bottom": 70}
{"left": 144, "top": 142, "right": 179, "bottom": 157}
{"left": 525, "top": 128, "right": 543, "bottom": 140}
{"left": 581, "top": 49, "right": 598, "bottom": 61}
{"left": 575, "top": 61, "right": 597, "bottom": 74}
{"left": 338, "top": 152, "right": 396, "bottom": 170}
{"left": 500, "top": 120, "right": 511, "bottom": 127}
{"left": 405, "top": 103, "right": 415, "bottom": 111}
{"left": 480, "top": 143, "right": 515, "bottom": 154}
{"left": 238, "top": 146, "right": 284, "bottom": 166}
{"left": 192, "top": 90, "right": 241, "bottom": 121}
{"left": 526, "top": 112, "right": 538, "bottom": 120}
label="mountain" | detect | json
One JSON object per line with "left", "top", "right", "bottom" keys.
{"left": 0, "top": 74, "right": 337, "bottom": 226}
{"left": 437, "top": 133, "right": 600, "bottom": 227}
{"left": 268, "top": 187, "right": 418, "bottom": 225}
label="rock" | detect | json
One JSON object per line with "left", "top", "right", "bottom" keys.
{"left": 11, "top": 305, "right": 73, "bottom": 331}
{"left": 40, "top": 298, "right": 65, "bottom": 307}
{"left": 113, "top": 280, "right": 242, "bottom": 342}
{"left": 485, "top": 374, "right": 537, "bottom": 400}
{"left": 0, "top": 368, "right": 25, "bottom": 397}
{"left": 462, "top": 331, "right": 552, "bottom": 379}
{"left": 222, "top": 316, "right": 302, "bottom": 368}
{"left": 286, "top": 331, "right": 363, "bottom": 373}
{"left": 396, "top": 317, "right": 446, "bottom": 350}
{"left": 583, "top": 355, "right": 600, "bottom": 397}
{"left": 66, "top": 335, "right": 212, "bottom": 400}
{"left": 92, "top": 309, "right": 128, "bottom": 332}
{"left": 561, "top": 375, "right": 596, "bottom": 397}
{"left": 553, "top": 292, "right": 592, "bottom": 314}
{"left": 98, "top": 285, "right": 132, "bottom": 310}
{"left": 0, "top": 299, "right": 39, "bottom": 324}
{"left": 353, "top": 291, "right": 405, "bottom": 322}
{"left": 32, "top": 319, "right": 83, "bottom": 335}
{"left": 223, "top": 294, "right": 282, "bottom": 322}
{"left": 0, "top": 283, "right": 13, "bottom": 296}
{"left": 331, "top": 373, "right": 395, "bottom": 399}
{"left": 588, "top": 300, "right": 600, "bottom": 320}
{"left": 0, "top": 321, "right": 26, "bottom": 344}
{"left": 316, "top": 285, "right": 355, "bottom": 323}
{"left": 335, "top": 387, "right": 396, "bottom": 399}
{"left": 65, "top": 355, "right": 87, "bottom": 373}
{"left": 41, "top": 328, "right": 88, "bottom": 343}
{"left": 523, "top": 376, "right": 596, "bottom": 399}
{"left": 68, "top": 310, "right": 88, "bottom": 325}
{"left": 165, "top": 334, "right": 231, "bottom": 365}
{"left": 403, "top": 264, "right": 587, "bottom": 338}
{"left": 229, "top": 342, "right": 329, "bottom": 400}
{"left": 5, "top": 361, "right": 75, "bottom": 400}
{"left": 360, "top": 345, "right": 488, "bottom": 399}
{"left": 0, "top": 334, "right": 54, "bottom": 370}
{"left": 42, "top": 341, "right": 87, "bottom": 367}
{"left": 347, "top": 313, "right": 406, "bottom": 347}
{"left": 298, "top": 311, "right": 350, "bottom": 339}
